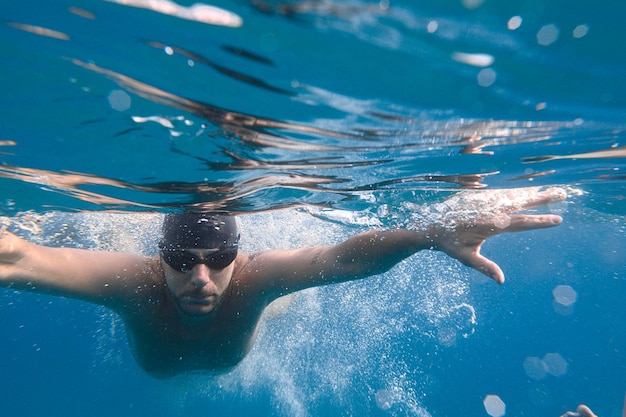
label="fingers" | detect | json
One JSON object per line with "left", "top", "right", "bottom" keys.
{"left": 462, "top": 212, "right": 561, "bottom": 284}
{"left": 457, "top": 249, "right": 505, "bottom": 284}
{"left": 575, "top": 404, "right": 598, "bottom": 417}
{"left": 514, "top": 187, "right": 567, "bottom": 212}
{"left": 503, "top": 214, "right": 562, "bottom": 233}
{"left": 471, "top": 212, "right": 561, "bottom": 282}
{"left": 474, "top": 255, "right": 505, "bottom": 284}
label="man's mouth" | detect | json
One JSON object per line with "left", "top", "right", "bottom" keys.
{"left": 181, "top": 294, "right": 214, "bottom": 304}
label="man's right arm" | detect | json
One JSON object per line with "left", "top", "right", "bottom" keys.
{"left": 0, "top": 230, "right": 159, "bottom": 309}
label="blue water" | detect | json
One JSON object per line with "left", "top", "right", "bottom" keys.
{"left": 0, "top": 0, "right": 624, "bottom": 416}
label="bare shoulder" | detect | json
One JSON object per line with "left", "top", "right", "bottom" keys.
{"left": 232, "top": 246, "right": 330, "bottom": 299}
{"left": 231, "top": 249, "right": 287, "bottom": 290}
{"left": 77, "top": 254, "right": 167, "bottom": 317}
{"left": 235, "top": 247, "right": 323, "bottom": 276}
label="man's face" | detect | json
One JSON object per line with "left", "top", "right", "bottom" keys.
{"left": 161, "top": 248, "right": 235, "bottom": 317}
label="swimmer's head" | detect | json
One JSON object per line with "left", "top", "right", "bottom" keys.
{"left": 159, "top": 212, "right": 239, "bottom": 270}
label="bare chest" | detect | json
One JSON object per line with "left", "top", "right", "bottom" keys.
{"left": 123, "top": 291, "right": 266, "bottom": 377}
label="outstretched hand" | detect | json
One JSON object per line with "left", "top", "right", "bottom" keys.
{"left": 430, "top": 187, "right": 566, "bottom": 284}
{"left": 560, "top": 404, "right": 599, "bottom": 417}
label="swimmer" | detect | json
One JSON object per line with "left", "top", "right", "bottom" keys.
{"left": 0, "top": 188, "right": 564, "bottom": 378}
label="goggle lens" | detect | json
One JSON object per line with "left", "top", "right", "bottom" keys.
{"left": 161, "top": 248, "right": 237, "bottom": 272}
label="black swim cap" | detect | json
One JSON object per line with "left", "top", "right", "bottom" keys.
{"left": 159, "top": 212, "right": 239, "bottom": 251}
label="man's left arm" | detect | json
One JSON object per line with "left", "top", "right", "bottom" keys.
{"left": 244, "top": 187, "right": 564, "bottom": 298}
{"left": 242, "top": 228, "right": 429, "bottom": 297}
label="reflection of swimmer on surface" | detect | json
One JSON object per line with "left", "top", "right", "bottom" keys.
{"left": 561, "top": 404, "right": 598, "bottom": 417}
{"left": 0, "top": 188, "right": 565, "bottom": 378}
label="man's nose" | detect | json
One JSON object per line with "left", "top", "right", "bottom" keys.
{"left": 190, "top": 264, "right": 212, "bottom": 287}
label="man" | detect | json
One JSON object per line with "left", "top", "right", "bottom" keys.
{"left": 0, "top": 188, "right": 564, "bottom": 378}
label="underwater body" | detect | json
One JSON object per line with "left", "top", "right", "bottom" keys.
{"left": 0, "top": 0, "right": 624, "bottom": 416}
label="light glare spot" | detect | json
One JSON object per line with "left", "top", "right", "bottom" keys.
{"left": 68, "top": 7, "right": 96, "bottom": 19}
{"left": 375, "top": 389, "right": 394, "bottom": 410}
{"left": 508, "top": 16, "right": 522, "bottom": 30}
{"left": 537, "top": 24, "right": 560, "bottom": 46}
{"left": 553, "top": 299, "right": 574, "bottom": 316}
{"left": 573, "top": 24, "right": 589, "bottom": 38}
{"left": 483, "top": 394, "right": 506, "bottom": 417}
{"left": 7, "top": 22, "right": 70, "bottom": 41}
{"left": 523, "top": 356, "right": 547, "bottom": 380}
{"left": 132, "top": 115, "right": 174, "bottom": 128}
{"left": 185, "top": 3, "right": 243, "bottom": 27}
{"left": 462, "top": 0, "right": 484, "bottom": 10}
{"left": 452, "top": 52, "right": 495, "bottom": 67}
{"left": 543, "top": 352, "right": 568, "bottom": 376}
{"left": 552, "top": 285, "right": 577, "bottom": 306}
{"left": 492, "top": 213, "right": 511, "bottom": 229}
{"left": 477, "top": 68, "right": 497, "bottom": 87}
{"left": 106, "top": 0, "right": 242, "bottom": 27}
{"left": 107, "top": 89, "right": 132, "bottom": 111}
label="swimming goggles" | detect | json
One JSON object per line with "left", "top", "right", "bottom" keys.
{"left": 160, "top": 247, "right": 237, "bottom": 272}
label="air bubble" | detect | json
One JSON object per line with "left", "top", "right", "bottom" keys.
{"left": 437, "top": 327, "right": 457, "bottom": 347}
